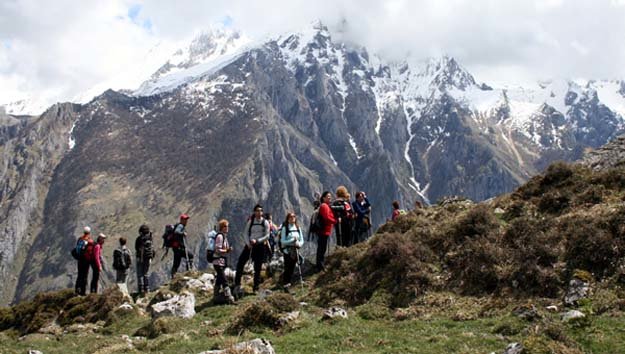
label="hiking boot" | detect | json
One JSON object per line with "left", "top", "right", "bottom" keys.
{"left": 223, "top": 287, "right": 235, "bottom": 304}
{"left": 232, "top": 285, "right": 244, "bottom": 300}
{"left": 283, "top": 283, "right": 291, "bottom": 294}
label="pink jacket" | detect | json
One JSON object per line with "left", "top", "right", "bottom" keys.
{"left": 94, "top": 243, "right": 103, "bottom": 270}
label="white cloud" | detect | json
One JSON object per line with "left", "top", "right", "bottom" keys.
{"left": 1, "top": 0, "right": 625, "bottom": 112}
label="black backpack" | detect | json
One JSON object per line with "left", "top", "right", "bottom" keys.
{"left": 162, "top": 224, "right": 181, "bottom": 249}
{"left": 113, "top": 248, "right": 132, "bottom": 270}
{"left": 138, "top": 232, "right": 154, "bottom": 260}
{"left": 309, "top": 207, "right": 323, "bottom": 234}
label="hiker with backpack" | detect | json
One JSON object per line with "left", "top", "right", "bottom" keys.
{"left": 316, "top": 191, "right": 337, "bottom": 272}
{"left": 90, "top": 233, "right": 107, "bottom": 294}
{"left": 352, "top": 191, "right": 372, "bottom": 244}
{"left": 171, "top": 214, "right": 194, "bottom": 277}
{"left": 332, "top": 186, "right": 354, "bottom": 247}
{"left": 113, "top": 237, "right": 132, "bottom": 284}
{"left": 73, "top": 226, "right": 94, "bottom": 295}
{"left": 135, "top": 224, "right": 154, "bottom": 294}
{"left": 279, "top": 212, "right": 304, "bottom": 291}
{"left": 210, "top": 219, "right": 235, "bottom": 304}
{"left": 234, "top": 204, "right": 270, "bottom": 295}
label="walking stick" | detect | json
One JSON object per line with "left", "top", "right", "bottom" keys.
{"left": 295, "top": 248, "right": 304, "bottom": 291}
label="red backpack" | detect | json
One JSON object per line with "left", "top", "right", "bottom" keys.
{"left": 82, "top": 239, "right": 95, "bottom": 261}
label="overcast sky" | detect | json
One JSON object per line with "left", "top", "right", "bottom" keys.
{"left": 2, "top": 0, "right": 625, "bottom": 110}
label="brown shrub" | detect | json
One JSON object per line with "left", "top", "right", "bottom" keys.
{"left": 0, "top": 289, "right": 75, "bottom": 335}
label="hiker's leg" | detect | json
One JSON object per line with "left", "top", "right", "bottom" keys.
{"left": 143, "top": 260, "right": 151, "bottom": 292}
{"left": 234, "top": 246, "right": 250, "bottom": 286}
{"left": 251, "top": 245, "right": 264, "bottom": 290}
{"left": 316, "top": 234, "right": 327, "bottom": 271}
{"left": 90, "top": 261, "right": 100, "bottom": 293}
{"left": 76, "top": 260, "right": 88, "bottom": 295}
{"left": 282, "top": 253, "right": 296, "bottom": 285}
{"left": 172, "top": 249, "right": 183, "bottom": 277}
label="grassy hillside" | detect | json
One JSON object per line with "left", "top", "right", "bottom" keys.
{"left": 2, "top": 162, "right": 625, "bottom": 353}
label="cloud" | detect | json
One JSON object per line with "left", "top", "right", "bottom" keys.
{"left": 1, "top": 0, "right": 625, "bottom": 110}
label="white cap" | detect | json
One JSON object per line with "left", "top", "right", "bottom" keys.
{"left": 98, "top": 233, "right": 107, "bottom": 240}
{"left": 83, "top": 226, "right": 91, "bottom": 234}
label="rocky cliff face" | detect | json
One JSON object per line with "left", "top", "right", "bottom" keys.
{"left": 3, "top": 23, "right": 625, "bottom": 304}
{"left": 0, "top": 104, "right": 79, "bottom": 304}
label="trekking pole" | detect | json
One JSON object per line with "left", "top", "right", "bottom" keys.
{"left": 295, "top": 248, "right": 304, "bottom": 292}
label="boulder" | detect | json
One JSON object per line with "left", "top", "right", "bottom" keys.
{"left": 150, "top": 291, "right": 196, "bottom": 319}
{"left": 199, "top": 338, "right": 276, "bottom": 354}
{"left": 502, "top": 342, "right": 523, "bottom": 354}
{"left": 512, "top": 304, "right": 541, "bottom": 321}
{"left": 564, "top": 278, "right": 590, "bottom": 306}
{"left": 258, "top": 289, "right": 273, "bottom": 300}
{"left": 322, "top": 307, "right": 348, "bottom": 320}
{"left": 117, "top": 303, "right": 134, "bottom": 312}
{"left": 562, "top": 310, "right": 586, "bottom": 322}
{"left": 277, "top": 311, "right": 300, "bottom": 327}
{"left": 28, "top": 350, "right": 44, "bottom": 354}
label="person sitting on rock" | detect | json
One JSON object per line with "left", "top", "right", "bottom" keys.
{"left": 212, "top": 219, "right": 235, "bottom": 304}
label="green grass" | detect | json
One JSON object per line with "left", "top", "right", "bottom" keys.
{"left": 2, "top": 290, "right": 624, "bottom": 354}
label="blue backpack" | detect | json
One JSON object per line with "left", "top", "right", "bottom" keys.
{"left": 205, "top": 230, "right": 219, "bottom": 262}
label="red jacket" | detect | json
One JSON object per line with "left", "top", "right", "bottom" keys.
{"left": 319, "top": 202, "right": 337, "bottom": 237}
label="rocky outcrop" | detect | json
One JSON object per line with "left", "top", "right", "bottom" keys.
{"left": 582, "top": 134, "right": 625, "bottom": 170}
{"left": 150, "top": 291, "right": 196, "bottom": 319}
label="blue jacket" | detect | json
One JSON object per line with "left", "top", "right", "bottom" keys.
{"left": 280, "top": 224, "right": 304, "bottom": 255}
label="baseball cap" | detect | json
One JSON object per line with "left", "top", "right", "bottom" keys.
{"left": 180, "top": 214, "right": 190, "bottom": 220}
{"left": 83, "top": 226, "right": 91, "bottom": 234}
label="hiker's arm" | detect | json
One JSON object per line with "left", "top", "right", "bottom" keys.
{"left": 256, "top": 220, "right": 270, "bottom": 243}
{"left": 244, "top": 220, "right": 252, "bottom": 247}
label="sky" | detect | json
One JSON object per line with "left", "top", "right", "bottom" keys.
{"left": 1, "top": 0, "right": 625, "bottom": 112}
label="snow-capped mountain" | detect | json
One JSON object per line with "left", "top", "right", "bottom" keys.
{"left": 2, "top": 21, "right": 625, "bottom": 304}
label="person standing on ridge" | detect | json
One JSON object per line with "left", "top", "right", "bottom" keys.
{"left": 333, "top": 186, "right": 354, "bottom": 247}
{"left": 113, "top": 237, "right": 132, "bottom": 284}
{"left": 74, "top": 226, "right": 94, "bottom": 295}
{"left": 352, "top": 191, "right": 372, "bottom": 244}
{"left": 171, "top": 214, "right": 194, "bottom": 277}
{"left": 316, "top": 191, "right": 336, "bottom": 272}
{"left": 135, "top": 224, "right": 154, "bottom": 294}
{"left": 212, "top": 219, "right": 235, "bottom": 304}
{"left": 280, "top": 212, "right": 304, "bottom": 291}
{"left": 234, "top": 204, "right": 270, "bottom": 296}
{"left": 91, "top": 233, "right": 107, "bottom": 294}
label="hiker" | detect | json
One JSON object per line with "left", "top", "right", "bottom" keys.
{"left": 280, "top": 212, "right": 304, "bottom": 291}
{"left": 316, "top": 191, "right": 337, "bottom": 272}
{"left": 234, "top": 204, "right": 270, "bottom": 295}
{"left": 91, "top": 233, "right": 107, "bottom": 294}
{"left": 113, "top": 237, "right": 132, "bottom": 284}
{"left": 307, "top": 199, "right": 321, "bottom": 242}
{"left": 212, "top": 219, "right": 235, "bottom": 303}
{"left": 390, "top": 200, "right": 405, "bottom": 221}
{"left": 332, "top": 186, "right": 354, "bottom": 247}
{"left": 352, "top": 191, "right": 372, "bottom": 243}
{"left": 171, "top": 214, "right": 194, "bottom": 277}
{"left": 265, "top": 212, "right": 278, "bottom": 255}
{"left": 74, "top": 226, "right": 94, "bottom": 295}
{"left": 135, "top": 224, "right": 154, "bottom": 294}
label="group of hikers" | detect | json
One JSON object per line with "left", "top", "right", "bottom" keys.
{"left": 71, "top": 185, "right": 388, "bottom": 303}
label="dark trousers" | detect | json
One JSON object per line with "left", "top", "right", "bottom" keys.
{"left": 90, "top": 261, "right": 100, "bottom": 293}
{"left": 136, "top": 258, "right": 150, "bottom": 292}
{"left": 316, "top": 234, "right": 328, "bottom": 271}
{"left": 75, "top": 259, "right": 90, "bottom": 295}
{"left": 282, "top": 252, "right": 297, "bottom": 285}
{"left": 115, "top": 270, "right": 128, "bottom": 283}
{"left": 172, "top": 248, "right": 194, "bottom": 277}
{"left": 336, "top": 221, "right": 353, "bottom": 247}
{"left": 214, "top": 264, "right": 227, "bottom": 291}
{"left": 234, "top": 244, "right": 265, "bottom": 289}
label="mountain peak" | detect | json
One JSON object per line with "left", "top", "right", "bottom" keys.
{"left": 424, "top": 55, "right": 476, "bottom": 91}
